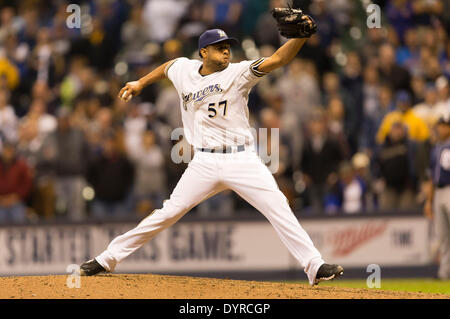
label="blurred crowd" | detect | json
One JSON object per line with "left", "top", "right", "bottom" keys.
{"left": 0, "top": 0, "right": 450, "bottom": 223}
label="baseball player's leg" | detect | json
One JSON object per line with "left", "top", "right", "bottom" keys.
{"left": 223, "top": 152, "right": 325, "bottom": 285}
{"left": 95, "top": 153, "right": 226, "bottom": 272}
{"left": 434, "top": 188, "right": 450, "bottom": 279}
{"left": 439, "top": 210, "right": 450, "bottom": 280}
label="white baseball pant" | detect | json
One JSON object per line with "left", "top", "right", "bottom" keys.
{"left": 433, "top": 186, "right": 450, "bottom": 280}
{"left": 96, "top": 149, "right": 325, "bottom": 284}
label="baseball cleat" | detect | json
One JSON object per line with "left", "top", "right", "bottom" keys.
{"left": 80, "top": 258, "right": 107, "bottom": 276}
{"left": 313, "top": 264, "right": 344, "bottom": 285}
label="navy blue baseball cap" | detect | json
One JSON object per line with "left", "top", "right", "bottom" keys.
{"left": 198, "top": 29, "right": 239, "bottom": 54}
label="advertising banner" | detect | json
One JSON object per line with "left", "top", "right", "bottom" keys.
{"left": 0, "top": 216, "right": 431, "bottom": 276}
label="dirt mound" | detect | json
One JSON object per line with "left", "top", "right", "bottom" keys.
{"left": 0, "top": 274, "right": 448, "bottom": 299}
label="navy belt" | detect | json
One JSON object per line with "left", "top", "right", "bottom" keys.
{"left": 197, "top": 145, "right": 245, "bottom": 153}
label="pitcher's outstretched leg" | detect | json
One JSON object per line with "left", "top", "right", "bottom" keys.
{"left": 81, "top": 153, "right": 224, "bottom": 274}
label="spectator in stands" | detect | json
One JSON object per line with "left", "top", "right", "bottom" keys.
{"left": 0, "top": 6, "right": 20, "bottom": 44}
{"left": 121, "top": 5, "right": 149, "bottom": 65}
{"left": 340, "top": 51, "right": 364, "bottom": 154}
{"left": 373, "top": 122, "right": 418, "bottom": 210}
{"left": 253, "top": 0, "right": 283, "bottom": 47}
{"left": 352, "top": 152, "right": 376, "bottom": 211}
{"left": 1, "top": 31, "right": 29, "bottom": 85}
{"left": 361, "top": 66, "right": 381, "bottom": 152}
{"left": 376, "top": 90, "right": 430, "bottom": 144}
{"left": 412, "top": 0, "right": 444, "bottom": 25}
{"left": 385, "top": 0, "right": 415, "bottom": 41}
{"left": 297, "top": 33, "right": 333, "bottom": 78}
{"left": 36, "top": 107, "right": 89, "bottom": 220}
{"left": 258, "top": 107, "right": 296, "bottom": 206}
{"left": 326, "top": 96, "right": 351, "bottom": 159}
{"left": 362, "top": 27, "right": 385, "bottom": 62}
{"left": 277, "top": 58, "right": 321, "bottom": 124}
{"left": 87, "top": 133, "right": 135, "bottom": 219}
{"left": 434, "top": 76, "right": 450, "bottom": 117}
{"left": 17, "top": 98, "right": 57, "bottom": 167}
{"left": 442, "top": 40, "right": 450, "bottom": 78}
{"left": 0, "top": 88, "right": 17, "bottom": 143}
{"left": 124, "top": 103, "right": 147, "bottom": 157}
{"left": 321, "top": 71, "right": 353, "bottom": 111}
{"left": 319, "top": 0, "right": 353, "bottom": 32}
{"left": 60, "top": 57, "right": 89, "bottom": 107}
{"left": 85, "top": 105, "right": 115, "bottom": 157}
{"left": 377, "top": 43, "right": 411, "bottom": 93}
{"left": 396, "top": 28, "right": 420, "bottom": 69}
{"left": 413, "top": 83, "right": 440, "bottom": 130}
{"left": 143, "top": 0, "right": 191, "bottom": 43}
{"left": 18, "top": 7, "right": 39, "bottom": 49}
{"left": 300, "top": 108, "right": 344, "bottom": 213}
{"left": 127, "top": 129, "right": 167, "bottom": 215}
{"left": 0, "top": 50, "right": 20, "bottom": 91}
{"left": 361, "top": 71, "right": 397, "bottom": 150}
{"left": 324, "top": 161, "right": 367, "bottom": 215}
{"left": 419, "top": 48, "right": 443, "bottom": 83}
{"left": 411, "top": 74, "right": 426, "bottom": 105}
{"left": 202, "top": 0, "right": 244, "bottom": 34}
{"left": 0, "top": 140, "right": 32, "bottom": 223}
{"left": 86, "top": 17, "right": 116, "bottom": 71}
{"left": 27, "top": 27, "right": 62, "bottom": 87}
{"left": 309, "top": 0, "right": 338, "bottom": 49}
{"left": 322, "top": 70, "right": 358, "bottom": 152}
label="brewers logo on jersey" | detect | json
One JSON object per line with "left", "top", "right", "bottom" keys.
{"left": 164, "top": 57, "right": 267, "bottom": 148}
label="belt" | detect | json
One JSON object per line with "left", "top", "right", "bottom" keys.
{"left": 196, "top": 145, "right": 245, "bottom": 153}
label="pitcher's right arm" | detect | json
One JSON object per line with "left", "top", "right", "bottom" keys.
{"left": 118, "top": 60, "right": 175, "bottom": 101}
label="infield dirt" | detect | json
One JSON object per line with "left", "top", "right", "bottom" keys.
{"left": 0, "top": 274, "right": 448, "bottom": 299}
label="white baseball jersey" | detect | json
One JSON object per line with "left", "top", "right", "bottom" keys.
{"left": 164, "top": 57, "right": 267, "bottom": 149}
{"left": 95, "top": 55, "right": 327, "bottom": 286}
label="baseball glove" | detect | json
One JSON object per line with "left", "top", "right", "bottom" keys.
{"left": 272, "top": 7, "right": 317, "bottom": 39}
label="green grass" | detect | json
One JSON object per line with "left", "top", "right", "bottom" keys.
{"left": 287, "top": 279, "right": 450, "bottom": 295}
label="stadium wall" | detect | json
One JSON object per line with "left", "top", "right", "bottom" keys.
{"left": 0, "top": 212, "right": 436, "bottom": 279}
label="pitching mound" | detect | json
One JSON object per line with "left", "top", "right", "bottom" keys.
{"left": 0, "top": 274, "right": 448, "bottom": 299}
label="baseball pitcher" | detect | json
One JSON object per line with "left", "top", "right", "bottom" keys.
{"left": 80, "top": 8, "right": 344, "bottom": 285}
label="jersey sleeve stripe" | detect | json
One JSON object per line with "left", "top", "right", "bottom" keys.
{"left": 164, "top": 59, "right": 178, "bottom": 77}
{"left": 250, "top": 58, "right": 268, "bottom": 78}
